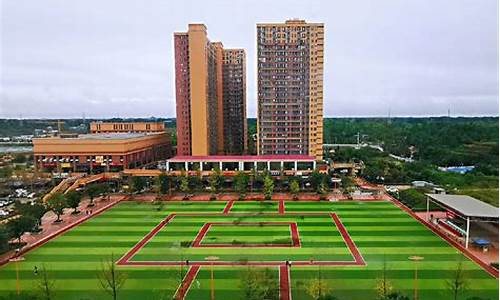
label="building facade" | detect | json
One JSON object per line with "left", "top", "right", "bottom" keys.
{"left": 33, "top": 133, "right": 171, "bottom": 172}
{"left": 257, "top": 19, "right": 324, "bottom": 160}
{"left": 223, "top": 49, "right": 247, "bottom": 154}
{"left": 90, "top": 121, "right": 165, "bottom": 134}
{"left": 174, "top": 24, "right": 247, "bottom": 156}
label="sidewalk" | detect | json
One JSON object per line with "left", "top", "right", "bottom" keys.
{"left": 0, "top": 194, "right": 127, "bottom": 266}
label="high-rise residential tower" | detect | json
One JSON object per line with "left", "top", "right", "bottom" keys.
{"left": 257, "top": 19, "right": 324, "bottom": 160}
{"left": 223, "top": 49, "right": 247, "bottom": 154}
{"left": 174, "top": 24, "right": 247, "bottom": 156}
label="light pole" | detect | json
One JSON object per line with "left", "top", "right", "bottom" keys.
{"left": 408, "top": 256, "right": 424, "bottom": 300}
{"left": 205, "top": 256, "right": 219, "bottom": 300}
{"left": 9, "top": 254, "right": 25, "bottom": 295}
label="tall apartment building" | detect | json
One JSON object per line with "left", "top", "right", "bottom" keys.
{"left": 257, "top": 19, "right": 324, "bottom": 160}
{"left": 223, "top": 49, "right": 247, "bottom": 154}
{"left": 174, "top": 24, "right": 247, "bottom": 156}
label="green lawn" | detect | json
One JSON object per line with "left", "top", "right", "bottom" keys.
{"left": 131, "top": 214, "right": 352, "bottom": 262}
{"left": 0, "top": 200, "right": 497, "bottom": 300}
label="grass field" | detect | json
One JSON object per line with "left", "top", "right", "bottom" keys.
{"left": 0, "top": 200, "right": 497, "bottom": 300}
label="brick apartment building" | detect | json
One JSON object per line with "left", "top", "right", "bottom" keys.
{"left": 257, "top": 19, "right": 324, "bottom": 160}
{"left": 174, "top": 24, "right": 247, "bottom": 156}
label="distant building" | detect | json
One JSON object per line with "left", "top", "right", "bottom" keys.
{"left": 33, "top": 133, "right": 171, "bottom": 172}
{"left": 174, "top": 24, "right": 247, "bottom": 156}
{"left": 438, "top": 166, "right": 475, "bottom": 174}
{"left": 411, "top": 181, "right": 436, "bottom": 188}
{"left": 90, "top": 121, "right": 165, "bottom": 134}
{"left": 257, "top": 19, "right": 324, "bottom": 160}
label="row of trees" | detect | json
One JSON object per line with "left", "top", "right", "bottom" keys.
{"left": 239, "top": 258, "right": 481, "bottom": 300}
{"left": 0, "top": 183, "right": 110, "bottom": 254}
{"left": 158, "top": 169, "right": 332, "bottom": 200}
{"left": 0, "top": 255, "right": 484, "bottom": 300}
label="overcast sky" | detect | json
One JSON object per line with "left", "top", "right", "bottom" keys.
{"left": 1, "top": 0, "right": 498, "bottom": 118}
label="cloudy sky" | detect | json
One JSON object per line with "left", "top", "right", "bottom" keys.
{"left": 1, "top": 0, "right": 498, "bottom": 118}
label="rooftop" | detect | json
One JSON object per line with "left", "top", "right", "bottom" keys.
{"left": 35, "top": 132, "right": 162, "bottom": 141}
{"left": 426, "top": 194, "right": 499, "bottom": 219}
{"left": 167, "top": 155, "right": 316, "bottom": 162}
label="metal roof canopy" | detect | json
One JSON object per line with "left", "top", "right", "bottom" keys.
{"left": 425, "top": 194, "right": 499, "bottom": 219}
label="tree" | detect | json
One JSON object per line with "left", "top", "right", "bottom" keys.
{"left": 375, "top": 256, "right": 393, "bottom": 300}
{"left": 7, "top": 215, "right": 36, "bottom": 244}
{"left": 86, "top": 183, "right": 105, "bottom": 206}
{"left": 240, "top": 267, "right": 279, "bottom": 300}
{"left": 47, "top": 193, "right": 66, "bottom": 223}
{"left": 37, "top": 265, "right": 55, "bottom": 300}
{"left": 0, "top": 225, "right": 10, "bottom": 253}
{"left": 318, "top": 182, "right": 328, "bottom": 200}
{"left": 263, "top": 176, "right": 274, "bottom": 200}
{"left": 188, "top": 174, "right": 202, "bottom": 192}
{"left": 97, "top": 254, "right": 127, "bottom": 300}
{"left": 65, "top": 191, "right": 82, "bottom": 214}
{"left": 305, "top": 277, "right": 331, "bottom": 300}
{"left": 340, "top": 175, "right": 354, "bottom": 194}
{"left": 130, "top": 177, "right": 147, "bottom": 193}
{"left": 209, "top": 169, "right": 223, "bottom": 198}
{"left": 180, "top": 176, "right": 190, "bottom": 200}
{"left": 310, "top": 170, "right": 324, "bottom": 192}
{"left": 0, "top": 167, "right": 13, "bottom": 178}
{"left": 290, "top": 180, "right": 300, "bottom": 200}
{"left": 446, "top": 259, "right": 468, "bottom": 300}
{"left": 157, "top": 173, "right": 170, "bottom": 195}
{"left": 12, "top": 154, "right": 27, "bottom": 164}
{"left": 234, "top": 171, "right": 249, "bottom": 199}
{"left": 14, "top": 201, "right": 46, "bottom": 231}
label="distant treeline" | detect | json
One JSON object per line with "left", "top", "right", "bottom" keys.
{"left": 2, "top": 117, "right": 498, "bottom": 168}
{"left": 323, "top": 117, "right": 498, "bottom": 166}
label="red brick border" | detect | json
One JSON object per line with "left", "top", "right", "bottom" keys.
{"left": 279, "top": 265, "right": 291, "bottom": 300}
{"left": 191, "top": 222, "right": 301, "bottom": 248}
{"left": 173, "top": 265, "right": 200, "bottom": 300}
{"left": 279, "top": 199, "right": 286, "bottom": 214}
{"left": 222, "top": 200, "right": 235, "bottom": 214}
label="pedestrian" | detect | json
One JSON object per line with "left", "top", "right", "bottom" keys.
{"left": 33, "top": 266, "right": 38, "bottom": 275}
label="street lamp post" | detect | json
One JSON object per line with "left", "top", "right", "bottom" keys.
{"left": 408, "top": 256, "right": 424, "bottom": 300}
{"left": 9, "top": 253, "right": 25, "bottom": 295}
{"left": 205, "top": 256, "right": 219, "bottom": 300}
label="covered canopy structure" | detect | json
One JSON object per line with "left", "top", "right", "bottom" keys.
{"left": 425, "top": 194, "right": 499, "bottom": 248}
{"left": 160, "top": 155, "right": 317, "bottom": 174}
